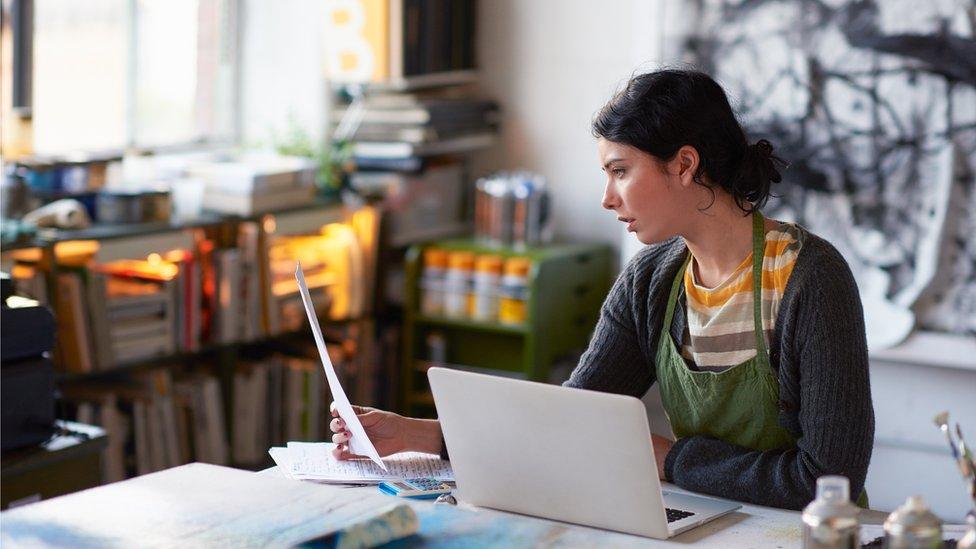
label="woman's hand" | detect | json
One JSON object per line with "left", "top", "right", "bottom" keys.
{"left": 329, "top": 403, "right": 407, "bottom": 459}
{"left": 329, "top": 403, "right": 444, "bottom": 460}
{"left": 652, "top": 434, "right": 675, "bottom": 480}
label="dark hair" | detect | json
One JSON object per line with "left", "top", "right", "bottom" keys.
{"left": 592, "top": 69, "right": 786, "bottom": 213}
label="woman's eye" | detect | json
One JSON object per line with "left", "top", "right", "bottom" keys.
{"left": 612, "top": 169, "right": 626, "bottom": 177}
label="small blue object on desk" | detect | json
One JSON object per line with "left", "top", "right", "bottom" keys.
{"left": 379, "top": 478, "right": 453, "bottom": 499}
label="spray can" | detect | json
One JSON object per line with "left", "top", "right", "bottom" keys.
{"left": 420, "top": 248, "right": 448, "bottom": 316}
{"left": 471, "top": 254, "right": 503, "bottom": 321}
{"left": 882, "top": 496, "right": 942, "bottom": 548}
{"left": 444, "top": 251, "right": 475, "bottom": 318}
{"left": 802, "top": 475, "right": 860, "bottom": 548}
{"left": 498, "top": 257, "right": 531, "bottom": 325}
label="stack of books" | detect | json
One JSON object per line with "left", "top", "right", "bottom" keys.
{"left": 232, "top": 354, "right": 328, "bottom": 466}
{"left": 334, "top": 93, "right": 499, "bottom": 167}
{"left": 189, "top": 154, "right": 318, "bottom": 216}
{"left": 96, "top": 260, "right": 179, "bottom": 366}
{"left": 174, "top": 373, "right": 229, "bottom": 467}
{"left": 264, "top": 236, "right": 337, "bottom": 336}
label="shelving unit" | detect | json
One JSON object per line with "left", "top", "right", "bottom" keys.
{"left": 401, "top": 238, "right": 613, "bottom": 417}
{"left": 0, "top": 198, "right": 381, "bottom": 478}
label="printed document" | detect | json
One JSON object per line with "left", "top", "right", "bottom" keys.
{"left": 296, "top": 262, "right": 386, "bottom": 470}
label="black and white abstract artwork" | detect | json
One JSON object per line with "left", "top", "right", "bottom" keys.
{"left": 685, "top": 0, "right": 976, "bottom": 346}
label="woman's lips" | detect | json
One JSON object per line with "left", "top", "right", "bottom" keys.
{"left": 618, "top": 216, "right": 636, "bottom": 232}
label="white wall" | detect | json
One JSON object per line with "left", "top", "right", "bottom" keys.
{"left": 473, "top": 0, "right": 687, "bottom": 251}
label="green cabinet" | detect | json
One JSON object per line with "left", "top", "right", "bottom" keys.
{"left": 401, "top": 239, "right": 613, "bottom": 416}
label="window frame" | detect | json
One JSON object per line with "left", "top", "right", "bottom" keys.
{"left": 6, "top": 0, "right": 243, "bottom": 160}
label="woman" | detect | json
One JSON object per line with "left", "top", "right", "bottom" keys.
{"left": 329, "top": 69, "right": 874, "bottom": 511}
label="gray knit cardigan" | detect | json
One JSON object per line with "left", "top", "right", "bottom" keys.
{"left": 564, "top": 228, "right": 875, "bottom": 510}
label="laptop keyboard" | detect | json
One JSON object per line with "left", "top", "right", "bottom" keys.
{"left": 665, "top": 508, "right": 696, "bottom": 523}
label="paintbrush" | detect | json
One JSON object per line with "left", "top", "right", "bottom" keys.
{"left": 956, "top": 423, "right": 976, "bottom": 504}
{"left": 956, "top": 423, "right": 975, "bottom": 478}
{"left": 935, "top": 412, "right": 961, "bottom": 461}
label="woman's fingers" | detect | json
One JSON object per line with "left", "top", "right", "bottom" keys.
{"left": 329, "top": 417, "right": 345, "bottom": 433}
{"left": 332, "top": 431, "right": 351, "bottom": 445}
{"left": 332, "top": 443, "right": 362, "bottom": 461}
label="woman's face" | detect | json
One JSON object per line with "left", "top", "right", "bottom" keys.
{"left": 598, "top": 138, "right": 697, "bottom": 244}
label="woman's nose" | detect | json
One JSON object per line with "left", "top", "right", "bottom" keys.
{"left": 602, "top": 181, "right": 619, "bottom": 210}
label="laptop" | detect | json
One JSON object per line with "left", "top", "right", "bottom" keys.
{"left": 428, "top": 367, "right": 741, "bottom": 539}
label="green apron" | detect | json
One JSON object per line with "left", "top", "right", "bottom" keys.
{"left": 655, "top": 212, "right": 868, "bottom": 507}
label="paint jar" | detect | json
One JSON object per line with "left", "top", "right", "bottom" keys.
{"left": 498, "top": 257, "right": 531, "bottom": 325}
{"left": 801, "top": 475, "right": 860, "bottom": 548}
{"left": 883, "top": 496, "right": 942, "bottom": 548}
{"left": 444, "top": 251, "right": 475, "bottom": 318}
{"left": 420, "top": 248, "right": 449, "bottom": 317}
{"left": 471, "top": 254, "right": 503, "bottom": 321}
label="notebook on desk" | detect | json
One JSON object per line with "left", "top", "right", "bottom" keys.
{"left": 268, "top": 442, "right": 453, "bottom": 484}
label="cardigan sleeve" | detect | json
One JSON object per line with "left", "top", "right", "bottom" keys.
{"left": 562, "top": 250, "right": 656, "bottom": 398}
{"left": 663, "top": 243, "right": 875, "bottom": 510}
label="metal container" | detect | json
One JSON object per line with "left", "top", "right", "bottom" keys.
{"left": 475, "top": 173, "right": 514, "bottom": 246}
{"left": 96, "top": 191, "right": 145, "bottom": 224}
{"left": 474, "top": 171, "right": 551, "bottom": 248}
{"left": 510, "top": 171, "right": 551, "bottom": 248}
{"left": 96, "top": 190, "right": 171, "bottom": 224}
{"left": 883, "top": 496, "right": 942, "bottom": 548}
{"left": 802, "top": 475, "right": 860, "bottom": 548}
{"left": 1, "top": 165, "right": 31, "bottom": 219}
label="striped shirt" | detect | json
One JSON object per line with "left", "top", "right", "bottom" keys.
{"left": 680, "top": 221, "right": 804, "bottom": 372}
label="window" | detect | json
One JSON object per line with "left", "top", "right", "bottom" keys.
{"left": 24, "top": 0, "right": 239, "bottom": 156}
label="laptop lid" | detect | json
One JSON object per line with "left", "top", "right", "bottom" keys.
{"left": 428, "top": 367, "right": 671, "bottom": 539}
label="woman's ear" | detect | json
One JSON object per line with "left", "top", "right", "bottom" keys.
{"left": 674, "top": 145, "right": 700, "bottom": 188}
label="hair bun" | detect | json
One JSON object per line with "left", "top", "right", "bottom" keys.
{"left": 751, "top": 139, "right": 774, "bottom": 159}
{"left": 746, "top": 139, "right": 784, "bottom": 185}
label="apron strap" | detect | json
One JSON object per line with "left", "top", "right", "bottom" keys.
{"left": 751, "top": 211, "right": 770, "bottom": 360}
{"left": 662, "top": 253, "right": 692, "bottom": 331}
{"left": 664, "top": 212, "right": 769, "bottom": 359}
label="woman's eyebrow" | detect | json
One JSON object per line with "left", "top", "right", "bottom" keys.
{"left": 602, "top": 157, "right": 626, "bottom": 170}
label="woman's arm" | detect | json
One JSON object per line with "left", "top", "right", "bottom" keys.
{"left": 663, "top": 247, "right": 875, "bottom": 510}
{"left": 563, "top": 248, "right": 658, "bottom": 397}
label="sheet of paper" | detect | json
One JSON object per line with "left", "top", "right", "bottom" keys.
{"left": 295, "top": 262, "right": 386, "bottom": 470}
{"left": 268, "top": 447, "right": 295, "bottom": 479}
{"left": 282, "top": 442, "right": 453, "bottom": 483}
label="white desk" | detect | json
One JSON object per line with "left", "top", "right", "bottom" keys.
{"left": 0, "top": 463, "right": 885, "bottom": 547}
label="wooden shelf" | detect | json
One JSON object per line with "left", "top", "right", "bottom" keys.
{"left": 414, "top": 314, "right": 529, "bottom": 335}
{"left": 332, "top": 70, "right": 479, "bottom": 92}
